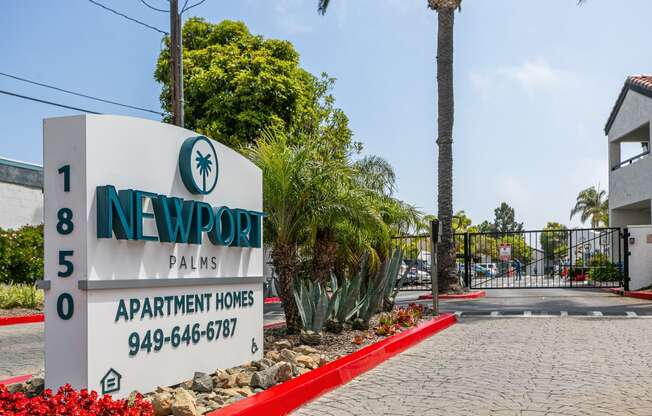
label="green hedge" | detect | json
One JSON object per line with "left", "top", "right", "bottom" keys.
{"left": 0, "top": 224, "right": 44, "bottom": 285}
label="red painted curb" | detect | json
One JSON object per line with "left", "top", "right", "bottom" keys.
{"left": 607, "top": 288, "right": 652, "bottom": 300}
{"left": 0, "top": 314, "right": 44, "bottom": 327}
{"left": 264, "top": 297, "right": 281, "bottom": 304}
{"left": 0, "top": 374, "right": 32, "bottom": 385}
{"left": 263, "top": 321, "right": 286, "bottom": 330}
{"left": 418, "top": 290, "right": 486, "bottom": 300}
{"left": 208, "top": 313, "right": 457, "bottom": 416}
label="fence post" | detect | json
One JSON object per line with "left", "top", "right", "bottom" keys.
{"left": 569, "top": 231, "right": 573, "bottom": 288}
{"left": 430, "top": 219, "right": 440, "bottom": 316}
{"left": 623, "top": 227, "right": 630, "bottom": 291}
{"left": 464, "top": 232, "right": 470, "bottom": 289}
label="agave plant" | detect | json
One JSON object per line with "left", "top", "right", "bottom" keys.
{"left": 354, "top": 247, "right": 404, "bottom": 329}
{"left": 383, "top": 249, "right": 409, "bottom": 311}
{"left": 325, "top": 254, "right": 369, "bottom": 332}
{"left": 293, "top": 279, "right": 334, "bottom": 338}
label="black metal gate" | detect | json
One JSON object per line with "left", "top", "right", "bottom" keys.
{"left": 391, "top": 234, "right": 433, "bottom": 291}
{"left": 457, "top": 227, "right": 627, "bottom": 290}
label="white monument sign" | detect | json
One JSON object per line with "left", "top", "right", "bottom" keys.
{"left": 42, "top": 115, "right": 264, "bottom": 397}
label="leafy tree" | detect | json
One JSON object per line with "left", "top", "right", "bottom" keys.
{"left": 0, "top": 225, "right": 44, "bottom": 285}
{"left": 452, "top": 210, "right": 472, "bottom": 232}
{"left": 492, "top": 202, "right": 523, "bottom": 233}
{"left": 570, "top": 186, "right": 608, "bottom": 228}
{"left": 477, "top": 220, "right": 493, "bottom": 233}
{"left": 156, "top": 19, "right": 351, "bottom": 151}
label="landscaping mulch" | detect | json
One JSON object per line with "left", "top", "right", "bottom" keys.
{"left": 0, "top": 308, "right": 42, "bottom": 318}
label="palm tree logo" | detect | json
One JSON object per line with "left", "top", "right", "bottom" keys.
{"left": 195, "top": 150, "right": 213, "bottom": 193}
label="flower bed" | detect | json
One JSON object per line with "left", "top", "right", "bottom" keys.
{"left": 0, "top": 384, "right": 152, "bottom": 416}
{"left": 2, "top": 305, "right": 435, "bottom": 416}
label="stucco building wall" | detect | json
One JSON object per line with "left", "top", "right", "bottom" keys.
{"left": 0, "top": 158, "right": 43, "bottom": 230}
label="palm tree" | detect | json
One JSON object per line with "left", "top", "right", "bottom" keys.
{"left": 429, "top": 0, "right": 462, "bottom": 293}
{"left": 246, "top": 131, "right": 344, "bottom": 333}
{"left": 195, "top": 150, "right": 213, "bottom": 192}
{"left": 317, "top": 0, "right": 462, "bottom": 293}
{"left": 570, "top": 186, "right": 609, "bottom": 228}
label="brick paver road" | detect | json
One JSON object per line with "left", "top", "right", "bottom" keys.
{"left": 294, "top": 317, "right": 652, "bottom": 416}
{"left": 0, "top": 323, "right": 43, "bottom": 379}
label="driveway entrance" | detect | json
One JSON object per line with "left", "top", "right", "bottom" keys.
{"left": 294, "top": 315, "right": 652, "bottom": 416}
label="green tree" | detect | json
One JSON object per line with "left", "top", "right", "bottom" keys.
{"left": 156, "top": 19, "right": 339, "bottom": 149}
{"left": 493, "top": 202, "right": 523, "bottom": 233}
{"left": 540, "top": 222, "right": 568, "bottom": 271}
{"left": 570, "top": 186, "right": 608, "bottom": 228}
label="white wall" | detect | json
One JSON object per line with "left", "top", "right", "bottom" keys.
{"left": 0, "top": 181, "right": 43, "bottom": 229}
{"left": 625, "top": 225, "right": 652, "bottom": 290}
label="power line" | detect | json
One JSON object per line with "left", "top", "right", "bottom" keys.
{"left": 140, "top": 0, "right": 168, "bottom": 13}
{"left": 0, "top": 89, "right": 101, "bottom": 114}
{"left": 182, "top": 0, "right": 206, "bottom": 13}
{"left": 0, "top": 72, "right": 165, "bottom": 116}
{"left": 87, "top": 0, "right": 168, "bottom": 34}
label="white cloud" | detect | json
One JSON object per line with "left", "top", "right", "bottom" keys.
{"left": 470, "top": 59, "right": 575, "bottom": 97}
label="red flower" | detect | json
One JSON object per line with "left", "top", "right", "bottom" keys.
{"left": 0, "top": 384, "right": 153, "bottom": 416}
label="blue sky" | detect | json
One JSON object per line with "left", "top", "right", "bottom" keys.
{"left": 1, "top": 0, "right": 651, "bottom": 229}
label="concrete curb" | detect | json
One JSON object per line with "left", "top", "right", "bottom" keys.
{"left": 606, "top": 287, "right": 652, "bottom": 300}
{"left": 207, "top": 314, "right": 457, "bottom": 416}
{"left": 0, "top": 314, "right": 44, "bottom": 327}
{"left": 418, "top": 290, "right": 486, "bottom": 300}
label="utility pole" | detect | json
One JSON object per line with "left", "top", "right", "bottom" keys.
{"left": 169, "top": 0, "right": 184, "bottom": 127}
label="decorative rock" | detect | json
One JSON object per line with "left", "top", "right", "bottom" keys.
{"left": 152, "top": 392, "right": 174, "bottom": 416}
{"left": 236, "top": 386, "right": 254, "bottom": 397}
{"left": 7, "top": 383, "right": 26, "bottom": 394}
{"left": 279, "top": 348, "right": 297, "bottom": 363}
{"left": 235, "top": 371, "right": 252, "bottom": 387}
{"left": 179, "top": 380, "right": 194, "bottom": 390}
{"left": 274, "top": 339, "right": 293, "bottom": 349}
{"left": 171, "top": 388, "right": 198, "bottom": 416}
{"left": 191, "top": 372, "right": 214, "bottom": 393}
{"left": 26, "top": 373, "right": 44, "bottom": 396}
{"left": 295, "top": 355, "right": 319, "bottom": 370}
{"left": 265, "top": 350, "right": 281, "bottom": 362}
{"left": 299, "top": 330, "right": 322, "bottom": 346}
{"left": 294, "top": 345, "right": 318, "bottom": 355}
{"left": 319, "top": 354, "right": 329, "bottom": 366}
{"left": 214, "top": 370, "right": 237, "bottom": 388}
{"left": 250, "top": 362, "right": 293, "bottom": 389}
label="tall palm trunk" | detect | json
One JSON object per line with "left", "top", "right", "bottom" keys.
{"left": 433, "top": 2, "right": 461, "bottom": 293}
{"left": 271, "top": 242, "right": 302, "bottom": 333}
{"left": 312, "top": 227, "right": 338, "bottom": 286}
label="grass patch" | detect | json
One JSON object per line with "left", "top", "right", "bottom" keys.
{"left": 0, "top": 284, "right": 44, "bottom": 309}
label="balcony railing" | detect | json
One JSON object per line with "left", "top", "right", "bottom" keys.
{"left": 611, "top": 150, "right": 650, "bottom": 171}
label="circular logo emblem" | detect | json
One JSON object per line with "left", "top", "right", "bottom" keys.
{"left": 179, "top": 136, "right": 219, "bottom": 195}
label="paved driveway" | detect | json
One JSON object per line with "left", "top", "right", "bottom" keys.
{"left": 294, "top": 316, "right": 652, "bottom": 416}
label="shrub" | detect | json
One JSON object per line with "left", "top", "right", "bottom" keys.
{"left": 0, "top": 225, "right": 44, "bottom": 285}
{"left": 589, "top": 262, "right": 622, "bottom": 282}
{"left": 0, "top": 384, "right": 152, "bottom": 416}
{"left": 0, "top": 285, "right": 44, "bottom": 309}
